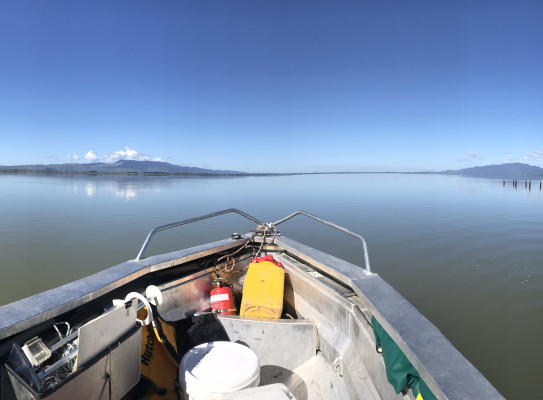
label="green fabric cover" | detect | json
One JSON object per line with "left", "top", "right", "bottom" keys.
{"left": 372, "top": 316, "right": 438, "bottom": 400}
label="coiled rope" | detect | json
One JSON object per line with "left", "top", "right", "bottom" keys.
{"left": 217, "top": 224, "right": 277, "bottom": 273}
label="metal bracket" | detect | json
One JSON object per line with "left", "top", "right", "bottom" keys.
{"left": 333, "top": 357, "right": 344, "bottom": 377}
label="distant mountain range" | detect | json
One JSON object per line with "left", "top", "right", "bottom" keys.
{"left": 1, "top": 160, "right": 542, "bottom": 179}
{"left": 0, "top": 160, "right": 244, "bottom": 175}
{"left": 441, "top": 163, "right": 543, "bottom": 179}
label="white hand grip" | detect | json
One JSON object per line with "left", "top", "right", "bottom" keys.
{"left": 124, "top": 292, "right": 152, "bottom": 326}
{"left": 146, "top": 285, "right": 163, "bottom": 306}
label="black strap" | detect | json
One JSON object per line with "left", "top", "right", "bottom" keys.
{"left": 149, "top": 305, "right": 231, "bottom": 361}
{"left": 138, "top": 375, "right": 168, "bottom": 396}
{"left": 149, "top": 304, "right": 182, "bottom": 364}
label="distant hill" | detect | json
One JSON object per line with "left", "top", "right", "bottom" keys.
{"left": 442, "top": 163, "right": 543, "bottom": 179}
{"left": 4, "top": 160, "right": 542, "bottom": 178}
{"left": 0, "top": 160, "right": 244, "bottom": 175}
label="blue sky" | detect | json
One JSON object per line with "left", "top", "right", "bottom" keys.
{"left": 0, "top": 1, "right": 541, "bottom": 173}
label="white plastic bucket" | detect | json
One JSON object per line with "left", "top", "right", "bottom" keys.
{"left": 179, "top": 341, "right": 260, "bottom": 400}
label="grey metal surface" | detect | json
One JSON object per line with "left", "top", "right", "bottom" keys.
{"left": 217, "top": 315, "right": 317, "bottom": 373}
{"left": 276, "top": 237, "right": 504, "bottom": 400}
{"left": 136, "top": 208, "right": 263, "bottom": 260}
{"left": 0, "top": 237, "right": 249, "bottom": 341}
{"left": 344, "top": 307, "right": 404, "bottom": 400}
{"left": 279, "top": 256, "right": 352, "bottom": 363}
{"left": 275, "top": 237, "right": 368, "bottom": 287}
{"left": 257, "top": 355, "right": 353, "bottom": 400}
{"left": 271, "top": 210, "right": 372, "bottom": 274}
{"left": 290, "top": 355, "right": 352, "bottom": 400}
{"left": 48, "top": 332, "right": 78, "bottom": 353}
{"left": 156, "top": 268, "right": 215, "bottom": 321}
{"left": 75, "top": 299, "right": 137, "bottom": 369}
{"left": 276, "top": 253, "right": 390, "bottom": 399}
{"left": 219, "top": 383, "right": 296, "bottom": 400}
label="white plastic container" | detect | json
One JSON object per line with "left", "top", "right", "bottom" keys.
{"left": 179, "top": 342, "right": 260, "bottom": 400}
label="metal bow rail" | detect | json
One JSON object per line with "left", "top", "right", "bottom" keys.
{"left": 135, "top": 209, "right": 263, "bottom": 261}
{"left": 271, "top": 210, "right": 372, "bottom": 275}
{"left": 135, "top": 209, "right": 372, "bottom": 275}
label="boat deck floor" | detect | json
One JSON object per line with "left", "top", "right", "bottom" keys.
{"left": 215, "top": 312, "right": 387, "bottom": 400}
{"left": 261, "top": 354, "right": 383, "bottom": 400}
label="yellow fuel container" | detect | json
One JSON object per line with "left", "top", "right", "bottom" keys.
{"left": 240, "top": 255, "right": 285, "bottom": 319}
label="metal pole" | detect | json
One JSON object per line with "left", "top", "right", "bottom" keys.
{"left": 135, "top": 209, "right": 263, "bottom": 261}
{"left": 272, "top": 210, "right": 373, "bottom": 275}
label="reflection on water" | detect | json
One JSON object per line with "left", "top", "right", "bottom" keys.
{"left": 84, "top": 182, "right": 96, "bottom": 197}
{"left": 58, "top": 174, "right": 246, "bottom": 200}
{"left": 64, "top": 175, "right": 169, "bottom": 199}
{"left": 79, "top": 179, "right": 148, "bottom": 199}
{"left": 0, "top": 173, "right": 541, "bottom": 399}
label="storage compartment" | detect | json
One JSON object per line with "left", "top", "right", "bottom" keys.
{"left": 3, "top": 301, "right": 142, "bottom": 400}
{"left": 5, "top": 326, "right": 141, "bottom": 400}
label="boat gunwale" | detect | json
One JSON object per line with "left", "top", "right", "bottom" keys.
{"left": 0, "top": 236, "right": 251, "bottom": 341}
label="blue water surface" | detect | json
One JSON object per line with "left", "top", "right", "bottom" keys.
{"left": 0, "top": 173, "right": 541, "bottom": 399}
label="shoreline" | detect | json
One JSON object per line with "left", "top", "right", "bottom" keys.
{"left": 0, "top": 169, "right": 405, "bottom": 177}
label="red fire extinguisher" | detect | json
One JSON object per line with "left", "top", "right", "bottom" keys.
{"left": 210, "top": 279, "right": 237, "bottom": 315}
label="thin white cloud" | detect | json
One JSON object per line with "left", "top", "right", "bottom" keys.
{"left": 526, "top": 150, "right": 542, "bottom": 161}
{"left": 458, "top": 152, "right": 484, "bottom": 163}
{"left": 466, "top": 152, "right": 484, "bottom": 159}
{"left": 505, "top": 146, "right": 542, "bottom": 164}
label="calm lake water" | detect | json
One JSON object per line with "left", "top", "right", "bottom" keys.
{"left": 0, "top": 173, "right": 541, "bottom": 399}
